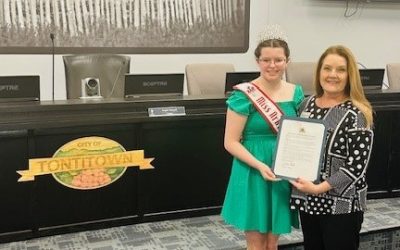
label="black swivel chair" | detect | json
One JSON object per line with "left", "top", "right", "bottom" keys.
{"left": 63, "top": 54, "right": 130, "bottom": 99}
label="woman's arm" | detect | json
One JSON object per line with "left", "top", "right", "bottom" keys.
{"left": 324, "top": 128, "right": 373, "bottom": 193}
{"left": 292, "top": 112, "right": 374, "bottom": 195}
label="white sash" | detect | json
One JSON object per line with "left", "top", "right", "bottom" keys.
{"left": 234, "top": 82, "right": 283, "bottom": 134}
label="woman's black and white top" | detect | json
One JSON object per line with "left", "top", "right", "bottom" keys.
{"left": 290, "top": 96, "right": 374, "bottom": 215}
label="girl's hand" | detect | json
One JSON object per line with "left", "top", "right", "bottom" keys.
{"left": 258, "top": 165, "right": 278, "bottom": 181}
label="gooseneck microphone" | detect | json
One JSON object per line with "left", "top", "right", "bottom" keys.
{"left": 50, "top": 33, "right": 55, "bottom": 101}
{"left": 107, "top": 60, "right": 126, "bottom": 98}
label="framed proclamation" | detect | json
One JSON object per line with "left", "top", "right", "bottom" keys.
{"left": 272, "top": 117, "right": 327, "bottom": 182}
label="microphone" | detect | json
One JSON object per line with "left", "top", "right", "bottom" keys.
{"left": 357, "top": 62, "right": 367, "bottom": 69}
{"left": 50, "top": 33, "right": 55, "bottom": 101}
{"left": 107, "top": 59, "right": 126, "bottom": 98}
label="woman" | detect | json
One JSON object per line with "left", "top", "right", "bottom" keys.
{"left": 221, "top": 36, "right": 304, "bottom": 250}
{"left": 290, "top": 45, "right": 374, "bottom": 250}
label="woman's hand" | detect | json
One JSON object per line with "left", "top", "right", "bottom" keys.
{"left": 290, "top": 178, "right": 332, "bottom": 195}
{"left": 290, "top": 178, "right": 320, "bottom": 195}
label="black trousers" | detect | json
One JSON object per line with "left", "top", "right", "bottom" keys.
{"left": 300, "top": 211, "right": 364, "bottom": 250}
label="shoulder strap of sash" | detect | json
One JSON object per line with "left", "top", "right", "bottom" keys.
{"left": 233, "top": 82, "right": 284, "bottom": 134}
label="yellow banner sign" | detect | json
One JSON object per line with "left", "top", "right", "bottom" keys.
{"left": 17, "top": 136, "right": 154, "bottom": 190}
{"left": 18, "top": 150, "right": 153, "bottom": 182}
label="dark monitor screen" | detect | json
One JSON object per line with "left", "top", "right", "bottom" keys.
{"left": 359, "top": 69, "right": 384, "bottom": 89}
{"left": 0, "top": 75, "right": 40, "bottom": 101}
{"left": 124, "top": 73, "right": 184, "bottom": 97}
{"left": 225, "top": 71, "right": 259, "bottom": 93}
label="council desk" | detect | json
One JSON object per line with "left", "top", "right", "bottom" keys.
{"left": 0, "top": 91, "right": 399, "bottom": 243}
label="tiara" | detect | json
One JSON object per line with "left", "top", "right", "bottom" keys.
{"left": 258, "top": 24, "right": 288, "bottom": 43}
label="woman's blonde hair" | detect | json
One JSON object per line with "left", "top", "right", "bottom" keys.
{"left": 314, "top": 45, "right": 374, "bottom": 128}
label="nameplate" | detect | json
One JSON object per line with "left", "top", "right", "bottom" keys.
{"left": 0, "top": 75, "right": 40, "bottom": 101}
{"left": 148, "top": 106, "right": 186, "bottom": 117}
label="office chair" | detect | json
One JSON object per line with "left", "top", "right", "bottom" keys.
{"left": 386, "top": 63, "right": 400, "bottom": 90}
{"left": 285, "top": 62, "right": 317, "bottom": 94}
{"left": 63, "top": 54, "right": 130, "bottom": 99}
{"left": 185, "top": 63, "right": 235, "bottom": 95}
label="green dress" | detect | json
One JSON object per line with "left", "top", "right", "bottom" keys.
{"left": 221, "top": 84, "right": 304, "bottom": 234}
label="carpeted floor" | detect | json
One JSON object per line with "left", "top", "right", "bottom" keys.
{"left": 0, "top": 198, "right": 399, "bottom": 250}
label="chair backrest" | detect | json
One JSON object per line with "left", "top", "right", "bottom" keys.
{"left": 285, "top": 62, "right": 317, "bottom": 94}
{"left": 185, "top": 63, "right": 235, "bottom": 95}
{"left": 386, "top": 63, "right": 400, "bottom": 90}
{"left": 63, "top": 54, "right": 130, "bottom": 99}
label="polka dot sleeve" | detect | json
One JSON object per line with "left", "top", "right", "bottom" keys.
{"left": 325, "top": 113, "right": 374, "bottom": 193}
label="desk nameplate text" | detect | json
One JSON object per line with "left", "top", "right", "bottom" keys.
{"left": 148, "top": 106, "right": 186, "bottom": 117}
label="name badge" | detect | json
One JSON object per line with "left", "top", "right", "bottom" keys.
{"left": 300, "top": 111, "right": 311, "bottom": 118}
